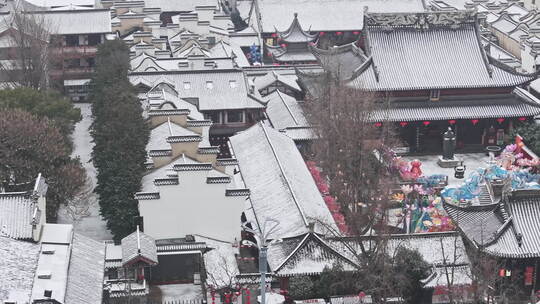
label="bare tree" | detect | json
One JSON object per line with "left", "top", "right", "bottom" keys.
{"left": 0, "top": 4, "right": 56, "bottom": 89}
{"left": 303, "top": 71, "right": 398, "bottom": 237}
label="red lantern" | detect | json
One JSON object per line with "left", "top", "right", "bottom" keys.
{"left": 399, "top": 121, "right": 408, "bottom": 127}
{"left": 374, "top": 122, "right": 382, "bottom": 127}
{"left": 336, "top": 31, "right": 343, "bottom": 35}
{"left": 280, "top": 43, "right": 286, "bottom": 48}
{"left": 271, "top": 33, "right": 277, "bottom": 38}
{"left": 471, "top": 119, "right": 479, "bottom": 125}
{"left": 267, "top": 52, "right": 273, "bottom": 57}
{"left": 448, "top": 120, "right": 456, "bottom": 125}
{"left": 423, "top": 121, "right": 431, "bottom": 126}
{"left": 353, "top": 31, "right": 360, "bottom": 35}
{"left": 319, "top": 31, "right": 325, "bottom": 36}
{"left": 496, "top": 118, "right": 505, "bottom": 124}
{"left": 519, "top": 117, "right": 527, "bottom": 121}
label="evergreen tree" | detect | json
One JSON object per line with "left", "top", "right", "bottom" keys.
{"left": 511, "top": 121, "right": 540, "bottom": 156}
{"left": 90, "top": 40, "right": 149, "bottom": 241}
{"left": 0, "top": 87, "right": 81, "bottom": 138}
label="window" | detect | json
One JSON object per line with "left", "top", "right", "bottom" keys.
{"left": 183, "top": 82, "right": 191, "bottom": 90}
{"left": 227, "top": 110, "right": 244, "bottom": 123}
{"left": 204, "top": 112, "right": 221, "bottom": 124}
{"left": 206, "top": 81, "right": 214, "bottom": 90}
{"left": 107, "top": 268, "right": 119, "bottom": 280}
{"left": 88, "top": 34, "right": 101, "bottom": 46}
{"left": 430, "top": 89, "right": 440, "bottom": 101}
{"left": 65, "top": 35, "right": 79, "bottom": 46}
{"left": 229, "top": 80, "right": 237, "bottom": 88}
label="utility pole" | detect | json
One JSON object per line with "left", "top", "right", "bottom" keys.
{"left": 242, "top": 219, "right": 281, "bottom": 304}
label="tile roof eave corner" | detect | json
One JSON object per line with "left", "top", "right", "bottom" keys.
{"left": 274, "top": 233, "right": 359, "bottom": 274}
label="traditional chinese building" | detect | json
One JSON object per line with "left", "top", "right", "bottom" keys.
{"left": 303, "top": 11, "right": 540, "bottom": 153}
{"left": 265, "top": 13, "right": 318, "bottom": 64}
{"left": 134, "top": 84, "right": 248, "bottom": 243}
{"left": 445, "top": 188, "right": 540, "bottom": 301}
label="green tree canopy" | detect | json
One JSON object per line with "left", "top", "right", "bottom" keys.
{"left": 0, "top": 87, "right": 81, "bottom": 137}
{"left": 511, "top": 122, "right": 540, "bottom": 156}
{"left": 90, "top": 40, "right": 149, "bottom": 241}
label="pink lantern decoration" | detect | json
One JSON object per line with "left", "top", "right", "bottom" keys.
{"left": 448, "top": 120, "right": 456, "bottom": 125}
{"left": 497, "top": 118, "right": 505, "bottom": 124}
{"left": 471, "top": 119, "right": 479, "bottom": 125}
{"left": 353, "top": 31, "right": 360, "bottom": 35}
{"left": 374, "top": 122, "right": 382, "bottom": 127}
{"left": 319, "top": 31, "right": 325, "bottom": 36}
{"left": 336, "top": 31, "right": 343, "bottom": 35}
{"left": 423, "top": 121, "right": 431, "bottom": 126}
{"left": 400, "top": 121, "right": 408, "bottom": 127}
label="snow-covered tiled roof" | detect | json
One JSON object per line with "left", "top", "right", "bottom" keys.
{"left": 121, "top": 228, "right": 158, "bottom": 266}
{"left": 257, "top": 0, "right": 426, "bottom": 33}
{"left": 64, "top": 233, "right": 106, "bottom": 304}
{"left": 230, "top": 123, "right": 336, "bottom": 239}
{"left": 209, "top": 40, "right": 251, "bottom": 67}
{"left": 265, "top": 90, "right": 308, "bottom": 129}
{"left": 311, "top": 43, "right": 368, "bottom": 81}
{"left": 0, "top": 236, "right": 40, "bottom": 303}
{"left": 0, "top": 193, "right": 36, "bottom": 240}
{"left": 144, "top": 0, "right": 219, "bottom": 12}
{"left": 147, "top": 119, "right": 199, "bottom": 152}
{"left": 349, "top": 20, "right": 532, "bottom": 91}
{"left": 130, "top": 71, "right": 266, "bottom": 111}
{"left": 27, "top": 9, "right": 112, "bottom": 35}
{"left": 267, "top": 233, "right": 357, "bottom": 276}
{"left": 254, "top": 70, "right": 301, "bottom": 92}
{"left": 24, "top": 0, "right": 96, "bottom": 8}
{"left": 265, "top": 91, "right": 315, "bottom": 141}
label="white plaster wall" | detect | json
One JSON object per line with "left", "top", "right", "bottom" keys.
{"left": 521, "top": 44, "right": 537, "bottom": 73}
{"left": 139, "top": 170, "right": 245, "bottom": 242}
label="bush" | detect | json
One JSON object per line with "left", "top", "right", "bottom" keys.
{"left": 289, "top": 276, "right": 316, "bottom": 300}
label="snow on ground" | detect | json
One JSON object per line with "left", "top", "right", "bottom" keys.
{"left": 57, "top": 103, "right": 112, "bottom": 240}
{"left": 149, "top": 284, "right": 204, "bottom": 302}
{"left": 402, "top": 153, "right": 491, "bottom": 187}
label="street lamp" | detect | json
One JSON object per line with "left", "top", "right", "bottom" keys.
{"left": 242, "top": 220, "right": 282, "bottom": 304}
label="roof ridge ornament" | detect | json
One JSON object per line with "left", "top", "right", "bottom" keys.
{"left": 365, "top": 11, "right": 477, "bottom": 30}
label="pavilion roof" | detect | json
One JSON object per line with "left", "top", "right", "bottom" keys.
{"left": 275, "top": 13, "right": 317, "bottom": 44}
{"left": 446, "top": 189, "right": 540, "bottom": 259}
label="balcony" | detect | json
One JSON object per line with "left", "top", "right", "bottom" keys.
{"left": 51, "top": 45, "right": 98, "bottom": 58}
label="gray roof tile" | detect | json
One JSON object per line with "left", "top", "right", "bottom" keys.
{"left": 0, "top": 237, "right": 40, "bottom": 303}
{"left": 0, "top": 193, "right": 35, "bottom": 240}
{"left": 64, "top": 233, "right": 106, "bottom": 304}
{"left": 121, "top": 229, "right": 158, "bottom": 266}
{"left": 230, "top": 123, "right": 336, "bottom": 239}
{"left": 349, "top": 23, "right": 532, "bottom": 91}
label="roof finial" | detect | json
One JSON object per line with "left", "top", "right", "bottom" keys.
{"left": 294, "top": 12, "right": 298, "bottom": 18}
